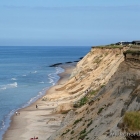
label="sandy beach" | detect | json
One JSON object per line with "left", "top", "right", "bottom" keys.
{"left": 3, "top": 64, "right": 76, "bottom": 140}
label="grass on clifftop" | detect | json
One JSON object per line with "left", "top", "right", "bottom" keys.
{"left": 92, "top": 44, "right": 123, "bottom": 49}
{"left": 123, "top": 111, "right": 140, "bottom": 131}
{"left": 123, "top": 50, "right": 140, "bottom": 55}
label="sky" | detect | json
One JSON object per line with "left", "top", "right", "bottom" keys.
{"left": 0, "top": 0, "right": 140, "bottom": 46}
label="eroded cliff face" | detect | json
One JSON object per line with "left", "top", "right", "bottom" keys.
{"left": 46, "top": 47, "right": 140, "bottom": 140}
{"left": 43, "top": 47, "right": 125, "bottom": 102}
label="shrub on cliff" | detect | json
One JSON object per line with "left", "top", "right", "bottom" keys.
{"left": 123, "top": 111, "right": 140, "bottom": 131}
{"left": 79, "top": 97, "right": 88, "bottom": 106}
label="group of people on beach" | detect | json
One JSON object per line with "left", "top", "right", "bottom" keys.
{"left": 30, "top": 136, "right": 38, "bottom": 140}
{"left": 30, "top": 105, "right": 39, "bottom": 139}
{"left": 15, "top": 111, "right": 20, "bottom": 116}
{"left": 15, "top": 105, "right": 39, "bottom": 139}
{"left": 15, "top": 104, "right": 38, "bottom": 116}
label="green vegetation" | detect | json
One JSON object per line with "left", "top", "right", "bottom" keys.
{"left": 105, "top": 45, "right": 123, "bottom": 49}
{"left": 90, "top": 90, "right": 96, "bottom": 95}
{"left": 94, "top": 57, "right": 102, "bottom": 64}
{"left": 78, "top": 127, "right": 94, "bottom": 140}
{"left": 88, "top": 128, "right": 94, "bottom": 133}
{"left": 80, "top": 128, "right": 86, "bottom": 135}
{"left": 61, "top": 110, "right": 70, "bottom": 114}
{"left": 78, "top": 128, "right": 87, "bottom": 140}
{"left": 123, "top": 111, "right": 140, "bottom": 131}
{"left": 79, "top": 97, "right": 88, "bottom": 106}
{"left": 71, "top": 130, "right": 74, "bottom": 134}
{"left": 92, "top": 45, "right": 123, "bottom": 49}
{"left": 73, "top": 118, "right": 82, "bottom": 125}
{"left": 123, "top": 50, "right": 140, "bottom": 55}
{"left": 101, "top": 84, "right": 105, "bottom": 88}
{"left": 97, "top": 107, "right": 104, "bottom": 114}
{"left": 87, "top": 120, "right": 93, "bottom": 127}
{"left": 61, "top": 129, "right": 70, "bottom": 136}
{"left": 74, "top": 97, "right": 88, "bottom": 108}
{"left": 78, "top": 134, "right": 87, "bottom": 140}
{"left": 74, "top": 89, "right": 99, "bottom": 108}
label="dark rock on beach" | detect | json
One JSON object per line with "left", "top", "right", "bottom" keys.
{"left": 49, "top": 63, "right": 63, "bottom": 67}
{"left": 49, "top": 60, "right": 79, "bottom": 67}
{"left": 65, "top": 61, "right": 72, "bottom": 64}
{"left": 79, "top": 57, "right": 83, "bottom": 59}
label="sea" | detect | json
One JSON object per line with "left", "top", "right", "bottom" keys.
{"left": 0, "top": 46, "right": 90, "bottom": 139}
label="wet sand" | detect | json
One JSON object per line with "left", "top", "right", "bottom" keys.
{"left": 3, "top": 64, "right": 76, "bottom": 140}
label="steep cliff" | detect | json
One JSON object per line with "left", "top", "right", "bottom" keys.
{"left": 46, "top": 45, "right": 140, "bottom": 140}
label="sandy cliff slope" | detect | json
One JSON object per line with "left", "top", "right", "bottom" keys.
{"left": 43, "top": 47, "right": 126, "bottom": 102}
{"left": 45, "top": 46, "right": 140, "bottom": 140}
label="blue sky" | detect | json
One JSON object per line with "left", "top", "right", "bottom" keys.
{"left": 0, "top": 0, "right": 140, "bottom": 46}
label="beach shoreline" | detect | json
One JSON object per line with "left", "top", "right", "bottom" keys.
{"left": 3, "top": 63, "right": 76, "bottom": 140}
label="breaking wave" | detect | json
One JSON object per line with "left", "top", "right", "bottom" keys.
{"left": 0, "top": 82, "right": 18, "bottom": 90}
{"left": 48, "top": 67, "right": 64, "bottom": 85}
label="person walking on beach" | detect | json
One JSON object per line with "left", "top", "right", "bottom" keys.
{"left": 36, "top": 104, "right": 38, "bottom": 109}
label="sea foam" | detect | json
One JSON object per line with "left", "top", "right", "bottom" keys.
{"left": 11, "top": 78, "right": 17, "bottom": 81}
{"left": 0, "top": 82, "right": 18, "bottom": 90}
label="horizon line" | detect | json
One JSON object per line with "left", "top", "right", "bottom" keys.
{"left": 0, "top": 45, "right": 92, "bottom": 47}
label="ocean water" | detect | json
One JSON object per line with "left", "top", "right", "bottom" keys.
{"left": 0, "top": 46, "right": 90, "bottom": 139}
